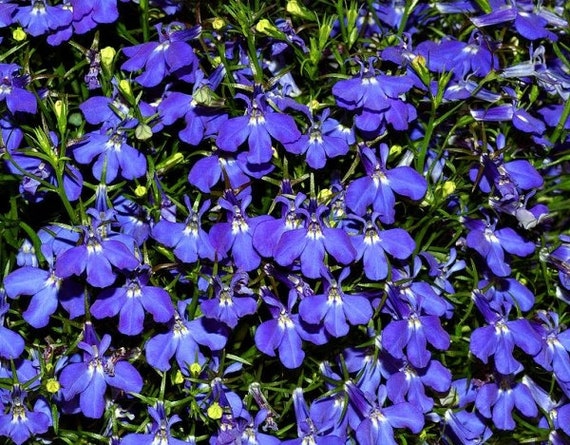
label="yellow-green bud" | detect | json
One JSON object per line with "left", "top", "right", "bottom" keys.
{"left": 156, "top": 152, "right": 184, "bottom": 174}
{"left": 173, "top": 370, "right": 184, "bottom": 384}
{"left": 12, "top": 27, "right": 26, "bottom": 41}
{"left": 207, "top": 402, "right": 223, "bottom": 420}
{"left": 134, "top": 185, "right": 147, "bottom": 197}
{"left": 256, "top": 19, "right": 278, "bottom": 35}
{"left": 46, "top": 379, "right": 61, "bottom": 394}
{"left": 135, "top": 123, "right": 152, "bottom": 140}
{"left": 189, "top": 362, "right": 202, "bottom": 376}
{"left": 100, "top": 46, "right": 116, "bottom": 72}
{"left": 212, "top": 17, "right": 226, "bottom": 30}
{"left": 389, "top": 145, "right": 404, "bottom": 157}
{"left": 286, "top": 0, "right": 316, "bottom": 20}
{"left": 119, "top": 79, "right": 133, "bottom": 98}
{"left": 440, "top": 180, "right": 456, "bottom": 199}
{"left": 318, "top": 188, "right": 333, "bottom": 204}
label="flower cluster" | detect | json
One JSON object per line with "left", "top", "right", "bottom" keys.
{"left": 1, "top": 0, "right": 570, "bottom": 444}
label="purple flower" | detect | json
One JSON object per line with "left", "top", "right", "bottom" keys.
{"left": 201, "top": 271, "right": 257, "bottom": 329}
{"left": 298, "top": 267, "right": 372, "bottom": 337}
{"left": 72, "top": 127, "right": 147, "bottom": 183}
{"left": 3, "top": 265, "right": 84, "bottom": 328}
{"left": 14, "top": 0, "right": 72, "bottom": 37}
{"left": 187, "top": 154, "right": 251, "bottom": 194}
{"left": 121, "top": 402, "right": 189, "bottom": 445}
{"left": 210, "top": 191, "right": 271, "bottom": 271}
{"left": 421, "top": 248, "right": 466, "bottom": 294}
{"left": 548, "top": 235, "right": 570, "bottom": 290}
{"left": 532, "top": 311, "right": 570, "bottom": 382}
{"left": 254, "top": 287, "right": 328, "bottom": 369}
{"left": 469, "top": 290, "right": 541, "bottom": 375}
{"left": 151, "top": 197, "right": 215, "bottom": 263}
{"left": 216, "top": 92, "right": 301, "bottom": 164}
{"left": 284, "top": 109, "right": 353, "bottom": 169}
{"left": 0, "top": 63, "right": 37, "bottom": 114}
{"left": 464, "top": 217, "right": 535, "bottom": 277}
{"left": 345, "top": 382, "right": 424, "bottom": 445}
{"left": 442, "top": 409, "right": 492, "bottom": 445}
{"left": 90, "top": 266, "right": 174, "bottom": 335}
{"left": 332, "top": 59, "right": 416, "bottom": 132}
{"left": 475, "top": 373, "right": 538, "bottom": 430}
{"left": 273, "top": 202, "right": 356, "bottom": 279}
{"left": 145, "top": 300, "right": 227, "bottom": 372}
{"left": 346, "top": 144, "right": 427, "bottom": 222}
{"left": 121, "top": 22, "right": 201, "bottom": 87}
{"left": 59, "top": 333, "right": 143, "bottom": 418}
{"left": 351, "top": 213, "right": 415, "bottom": 280}
{"left": 55, "top": 209, "right": 140, "bottom": 288}
{"left": 0, "top": 293, "right": 25, "bottom": 360}
{"left": 0, "top": 386, "right": 51, "bottom": 445}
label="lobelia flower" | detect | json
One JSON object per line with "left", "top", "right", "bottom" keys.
{"left": 15, "top": 239, "right": 37, "bottom": 267}
{"left": 350, "top": 213, "right": 415, "bottom": 281}
{"left": 332, "top": 58, "right": 416, "bottom": 133}
{"left": 386, "top": 359, "right": 451, "bottom": 413}
{"left": 281, "top": 388, "right": 344, "bottom": 445}
{"left": 187, "top": 154, "right": 252, "bottom": 194}
{"left": 55, "top": 209, "right": 140, "bottom": 288}
{"left": 200, "top": 271, "right": 257, "bottom": 329}
{"left": 421, "top": 248, "right": 466, "bottom": 295}
{"left": 548, "top": 235, "right": 570, "bottom": 291}
{"left": 345, "top": 144, "right": 427, "bottom": 223}
{"left": 532, "top": 311, "right": 570, "bottom": 383}
{"left": 0, "top": 386, "right": 52, "bottom": 445}
{"left": 152, "top": 196, "right": 215, "bottom": 264}
{"left": 298, "top": 267, "right": 373, "bottom": 337}
{"left": 121, "top": 22, "right": 201, "bottom": 87}
{"left": 58, "top": 333, "right": 143, "bottom": 419}
{"left": 90, "top": 266, "right": 175, "bottom": 336}
{"left": 121, "top": 402, "right": 190, "bottom": 445}
{"left": 254, "top": 286, "right": 328, "bottom": 369}
{"left": 273, "top": 200, "right": 356, "bottom": 279}
{"left": 475, "top": 276, "right": 535, "bottom": 313}
{"left": 441, "top": 409, "right": 492, "bottom": 445}
{"left": 284, "top": 108, "right": 353, "bottom": 169}
{"left": 464, "top": 216, "right": 535, "bottom": 277}
{"left": 209, "top": 190, "right": 272, "bottom": 271}
{"left": 469, "top": 290, "right": 541, "bottom": 375}
{"left": 112, "top": 195, "right": 151, "bottom": 245}
{"left": 0, "top": 63, "right": 37, "bottom": 114}
{"left": 474, "top": 372, "right": 538, "bottom": 431}
{"left": 345, "top": 381, "right": 424, "bottom": 445}
{"left": 0, "top": 291, "right": 25, "bottom": 360}
{"left": 216, "top": 91, "right": 301, "bottom": 164}
{"left": 72, "top": 126, "right": 147, "bottom": 183}
{"left": 14, "top": 0, "right": 72, "bottom": 37}
{"left": 145, "top": 300, "right": 227, "bottom": 372}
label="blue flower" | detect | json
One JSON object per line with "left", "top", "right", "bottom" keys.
{"left": 0, "top": 63, "right": 37, "bottom": 114}
{"left": 121, "top": 402, "right": 189, "bottom": 445}
{"left": 442, "top": 409, "right": 492, "bottom": 445}
{"left": 121, "top": 22, "right": 201, "bottom": 87}
{"left": 0, "top": 292, "right": 25, "bottom": 360}
{"left": 216, "top": 91, "right": 301, "bottom": 164}
{"left": 273, "top": 201, "right": 356, "bottom": 279}
{"left": 0, "top": 386, "right": 51, "bottom": 445}
{"left": 532, "top": 311, "right": 570, "bottom": 382}
{"left": 59, "top": 333, "right": 143, "bottom": 419}
{"left": 14, "top": 0, "right": 72, "bottom": 37}
{"left": 345, "top": 144, "right": 427, "bottom": 223}
{"left": 298, "top": 267, "right": 372, "bottom": 337}
{"left": 145, "top": 300, "right": 227, "bottom": 372}
{"left": 90, "top": 266, "right": 174, "bottom": 335}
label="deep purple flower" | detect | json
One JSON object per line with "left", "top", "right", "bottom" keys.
{"left": 273, "top": 202, "right": 356, "bottom": 279}
{"left": 216, "top": 92, "right": 301, "bottom": 164}
{"left": 0, "top": 386, "right": 51, "bottom": 445}
{"left": 59, "top": 333, "right": 143, "bottom": 418}
{"left": 345, "top": 144, "right": 427, "bottom": 222}
{"left": 152, "top": 196, "right": 215, "bottom": 263}
{"left": 298, "top": 267, "right": 372, "bottom": 337}
{"left": 122, "top": 22, "right": 201, "bottom": 87}
{"left": 0, "top": 63, "right": 37, "bottom": 114}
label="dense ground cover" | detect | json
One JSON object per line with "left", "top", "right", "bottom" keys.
{"left": 1, "top": 0, "right": 570, "bottom": 443}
